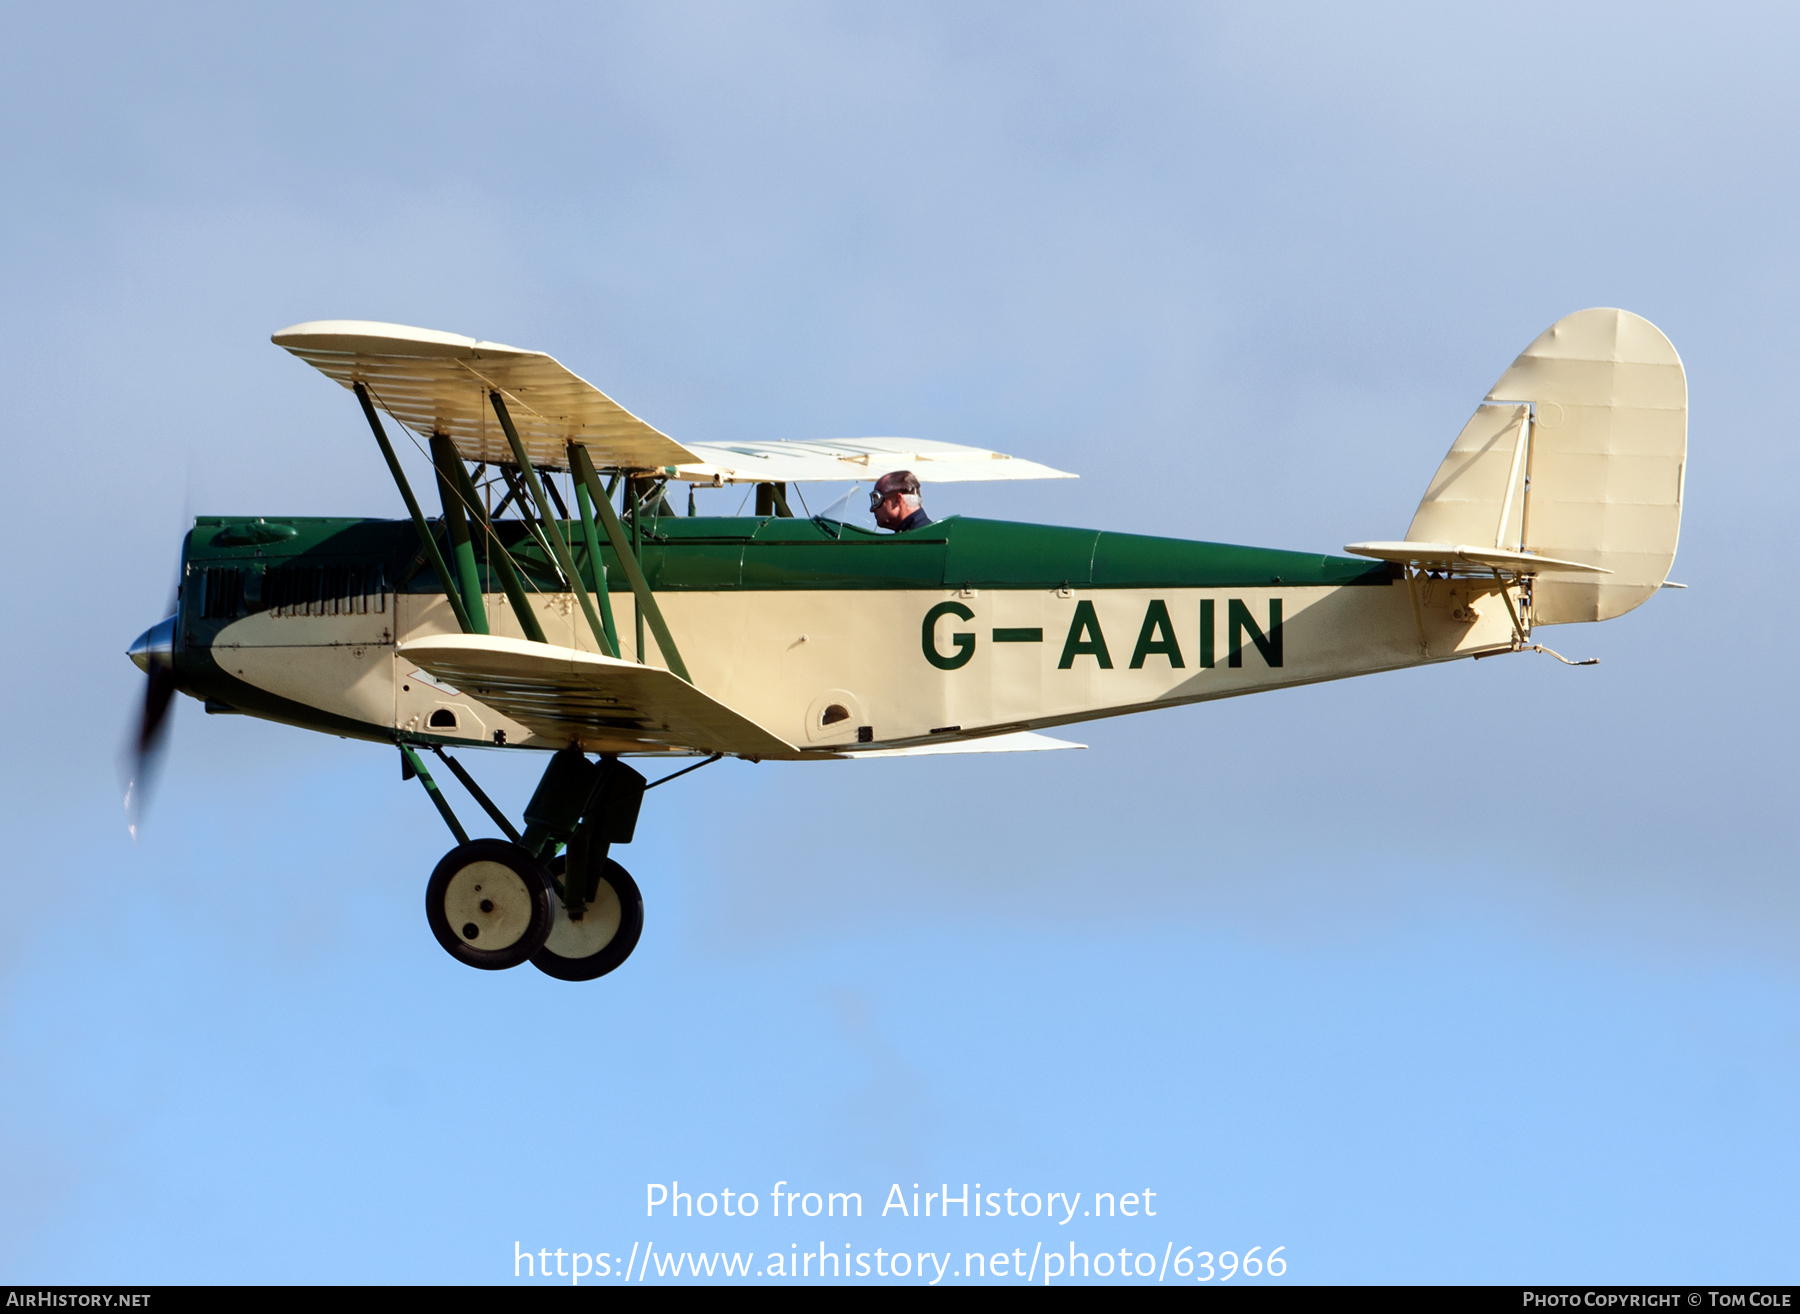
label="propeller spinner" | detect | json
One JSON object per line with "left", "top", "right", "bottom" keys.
{"left": 125, "top": 615, "right": 178, "bottom": 836}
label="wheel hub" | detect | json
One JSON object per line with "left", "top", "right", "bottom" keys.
{"left": 440, "top": 861, "right": 536, "bottom": 951}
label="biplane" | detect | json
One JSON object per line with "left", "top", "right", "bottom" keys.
{"left": 127, "top": 308, "right": 1687, "bottom": 980}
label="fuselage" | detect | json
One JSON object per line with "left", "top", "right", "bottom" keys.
{"left": 171, "top": 512, "right": 1521, "bottom": 757}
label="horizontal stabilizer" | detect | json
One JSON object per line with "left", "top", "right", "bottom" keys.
{"left": 837, "top": 731, "right": 1086, "bottom": 759}
{"left": 1344, "top": 541, "right": 1612, "bottom": 575}
{"left": 399, "top": 634, "right": 796, "bottom": 759}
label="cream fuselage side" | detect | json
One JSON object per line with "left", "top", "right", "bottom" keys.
{"left": 211, "top": 574, "right": 1520, "bottom": 757}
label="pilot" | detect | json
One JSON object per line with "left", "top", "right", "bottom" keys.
{"left": 870, "top": 470, "right": 932, "bottom": 532}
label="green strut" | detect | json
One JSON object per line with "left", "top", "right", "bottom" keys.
{"left": 488, "top": 392, "right": 613, "bottom": 660}
{"left": 570, "top": 444, "right": 692, "bottom": 683}
{"left": 428, "top": 433, "right": 489, "bottom": 634}
{"left": 431, "top": 745, "right": 522, "bottom": 843}
{"left": 632, "top": 478, "right": 645, "bottom": 663}
{"left": 400, "top": 743, "right": 470, "bottom": 845}
{"left": 569, "top": 445, "right": 620, "bottom": 658}
{"left": 354, "top": 383, "right": 473, "bottom": 635}
{"left": 445, "top": 456, "right": 546, "bottom": 645}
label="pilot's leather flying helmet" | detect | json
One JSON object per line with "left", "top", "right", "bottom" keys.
{"left": 869, "top": 469, "right": 921, "bottom": 509}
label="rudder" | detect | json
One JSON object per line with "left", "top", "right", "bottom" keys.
{"left": 1406, "top": 308, "right": 1687, "bottom": 624}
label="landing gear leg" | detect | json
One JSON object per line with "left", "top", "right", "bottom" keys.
{"left": 405, "top": 742, "right": 649, "bottom": 978}
{"left": 533, "top": 848, "right": 645, "bottom": 982}
{"left": 528, "top": 755, "right": 648, "bottom": 982}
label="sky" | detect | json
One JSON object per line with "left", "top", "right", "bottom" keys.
{"left": 2, "top": 0, "right": 1797, "bottom": 1285}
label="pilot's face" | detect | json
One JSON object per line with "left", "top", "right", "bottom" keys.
{"left": 873, "top": 490, "right": 910, "bottom": 529}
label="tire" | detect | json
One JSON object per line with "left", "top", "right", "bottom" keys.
{"left": 424, "top": 839, "right": 556, "bottom": 971}
{"left": 530, "top": 855, "right": 644, "bottom": 982}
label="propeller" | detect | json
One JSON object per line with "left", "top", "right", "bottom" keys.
{"left": 124, "top": 607, "right": 179, "bottom": 838}
{"left": 127, "top": 477, "right": 197, "bottom": 836}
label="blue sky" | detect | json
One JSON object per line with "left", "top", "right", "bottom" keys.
{"left": 2, "top": 1, "right": 1796, "bottom": 1284}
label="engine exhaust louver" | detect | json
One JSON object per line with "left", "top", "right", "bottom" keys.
{"left": 267, "top": 564, "right": 389, "bottom": 617}
{"left": 189, "top": 564, "right": 389, "bottom": 619}
{"left": 194, "top": 566, "right": 244, "bottom": 620}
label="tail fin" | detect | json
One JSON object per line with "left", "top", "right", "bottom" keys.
{"left": 1405, "top": 308, "right": 1687, "bottom": 624}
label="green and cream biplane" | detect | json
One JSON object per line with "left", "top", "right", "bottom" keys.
{"left": 127, "top": 308, "right": 1686, "bottom": 980}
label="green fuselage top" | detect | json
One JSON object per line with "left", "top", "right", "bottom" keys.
{"left": 181, "top": 512, "right": 1394, "bottom": 600}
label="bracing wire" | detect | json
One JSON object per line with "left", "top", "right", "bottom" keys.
{"left": 366, "top": 384, "right": 553, "bottom": 599}
{"left": 644, "top": 753, "right": 724, "bottom": 790}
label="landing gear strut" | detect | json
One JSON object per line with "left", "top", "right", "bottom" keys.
{"left": 407, "top": 743, "right": 648, "bottom": 981}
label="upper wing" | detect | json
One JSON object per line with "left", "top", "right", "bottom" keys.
{"left": 399, "top": 634, "right": 797, "bottom": 759}
{"left": 273, "top": 320, "right": 699, "bottom": 472}
{"left": 672, "top": 437, "right": 1077, "bottom": 484}
{"left": 274, "top": 320, "right": 1078, "bottom": 483}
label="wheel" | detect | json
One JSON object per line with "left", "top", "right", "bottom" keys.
{"left": 530, "top": 854, "right": 644, "bottom": 982}
{"left": 424, "top": 839, "right": 555, "bottom": 971}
